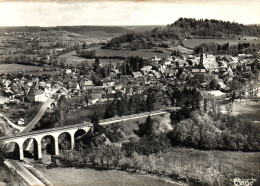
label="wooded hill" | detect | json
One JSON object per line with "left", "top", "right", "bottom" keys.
{"left": 0, "top": 26, "right": 133, "bottom": 36}
{"left": 106, "top": 18, "right": 260, "bottom": 49}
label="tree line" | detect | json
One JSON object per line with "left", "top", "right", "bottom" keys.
{"left": 106, "top": 18, "right": 260, "bottom": 49}
{"left": 194, "top": 42, "right": 260, "bottom": 55}
{"left": 103, "top": 89, "right": 156, "bottom": 119}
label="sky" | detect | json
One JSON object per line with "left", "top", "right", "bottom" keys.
{"left": 0, "top": 0, "right": 260, "bottom": 26}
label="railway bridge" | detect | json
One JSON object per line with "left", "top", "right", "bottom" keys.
{"left": 0, "top": 123, "right": 92, "bottom": 161}
{"left": 0, "top": 107, "right": 180, "bottom": 161}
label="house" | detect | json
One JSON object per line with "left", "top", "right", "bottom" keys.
{"left": 18, "top": 118, "right": 25, "bottom": 125}
{"left": 35, "top": 89, "right": 47, "bottom": 102}
{"left": 80, "top": 79, "right": 93, "bottom": 90}
{"left": 90, "top": 98, "right": 100, "bottom": 105}
{"left": 193, "top": 73, "right": 215, "bottom": 83}
{"left": 0, "top": 96, "right": 8, "bottom": 104}
{"left": 178, "top": 60, "right": 189, "bottom": 68}
{"left": 115, "top": 83, "right": 123, "bottom": 91}
{"left": 153, "top": 71, "right": 162, "bottom": 79}
{"left": 192, "top": 69, "right": 206, "bottom": 73}
{"left": 150, "top": 55, "right": 162, "bottom": 62}
{"left": 132, "top": 71, "right": 143, "bottom": 78}
{"left": 27, "top": 86, "right": 46, "bottom": 102}
{"left": 141, "top": 66, "right": 153, "bottom": 74}
{"left": 68, "top": 82, "right": 80, "bottom": 91}
{"left": 247, "top": 59, "right": 260, "bottom": 71}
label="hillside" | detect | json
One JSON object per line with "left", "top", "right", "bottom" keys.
{"left": 123, "top": 25, "right": 166, "bottom": 33}
{"left": 106, "top": 18, "right": 260, "bottom": 49}
{"left": 0, "top": 25, "right": 134, "bottom": 38}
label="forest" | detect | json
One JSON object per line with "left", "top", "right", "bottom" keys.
{"left": 106, "top": 18, "right": 260, "bottom": 49}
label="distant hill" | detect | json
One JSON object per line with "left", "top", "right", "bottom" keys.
{"left": 122, "top": 25, "right": 166, "bottom": 33}
{"left": 106, "top": 18, "right": 260, "bottom": 49}
{"left": 0, "top": 25, "right": 134, "bottom": 37}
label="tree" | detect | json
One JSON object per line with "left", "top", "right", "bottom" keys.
{"left": 137, "top": 115, "right": 154, "bottom": 137}
{"left": 0, "top": 142, "right": 7, "bottom": 166}
{"left": 58, "top": 95, "right": 70, "bottom": 125}
{"left": 88, "top": 147, "right": 99, "bottom": 168}
{"left": 91, "top": 112, "right": 99, "bottom": 124}
{"left": 110, "top": 145, "right": 124, "bottom": 169}
{"left": 85, "top": 94, "right": 89, "bottom": 106}
{"left": 146, "top": 90, "right": 156, "bottom": 111}
{"left": 93, "top": 58, "right": 100, "bottom": 72}
{"left": 131, "top": 151, "right": 143, "bottom": 172}
{"left": 104, "top": 102, "right": 116, "bottom": 119}
{"left": 209, "top": 79, "right": 218, "bottom": 90}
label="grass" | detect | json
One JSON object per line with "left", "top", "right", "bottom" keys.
{"left": 87, "top": 46, "right": 172, "bottom": 59}
{"left": 35, "top": 147, "right": 260, "bottom": 185}
{"left": 149, "top": 148, "right": 260, "bottom": 185}
{"left": 65, "top": 104, "right": 107, "bottom": 124}
{"left": 0, "top": 64, "right": 45, "bottom": 73}
{"left": 220, "top": 99, "right": 260, "bottom": 121}
{"left": 59, "top": 51, "right": 123, "bottom": 67}
{"left": 183, "top": 38, "right": 260, "bottom": 49}
{"left": 59, "top": 51, "right": 87, "bottom": 66}
{"left": 37, "top": 166, "right": 176, "bottom": 186}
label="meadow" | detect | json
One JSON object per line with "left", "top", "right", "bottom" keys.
{"left": 37, "top": 166, "right": 180, "bottom": 186}
{"left": 182, "top": 38, "right": 260, "bottom": 49}
{"left": 59, "top": 51, "right": 123, "bottom": 67}
{"left": 87, "top": 46, "right": 172, "bottom": 59}
{"left": 35, "top": 147, "right": 260, "bottom": 186}
{"left": 0, "top": 64, "right": 45, "bottom": 73}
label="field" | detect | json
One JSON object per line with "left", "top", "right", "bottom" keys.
{"left": 59, "top": 51, "right": 122, "bottom": 67}
{"left": 0, "top": 64, "right": 45, "bottom": 73}
{"left": 158, "top": 148, "right": 260, "bottom": 185}
{"left": 87, "top": 46, "right": 172, "bottom": 59}
{"left": 183, "top": 38, "right": 260, "bottom": 49}
{"left": 35, "top": 148, "right": 260, "bottom": 186}
{"left": 220, "top": 99, "right": 260, "bottom": 121}
{"left": 65, "top": 104, "right": 107, "bottom": 124}
{"left": 37, "top": 167, "right": 179, "bottom": 186}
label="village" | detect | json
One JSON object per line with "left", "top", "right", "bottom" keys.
{"left": 0, "top": 42, "right": 259, "bottom": 128}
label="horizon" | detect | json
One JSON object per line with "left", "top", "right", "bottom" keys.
{"left": 0, "top": 1, "right": 260, "bottom": 27}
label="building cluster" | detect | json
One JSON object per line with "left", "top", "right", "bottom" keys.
{"left": 0, "top": 48, "right": 259, "bottom": 116}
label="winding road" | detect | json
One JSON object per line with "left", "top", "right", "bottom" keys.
{"left": 21, "top": 88, "right": 59, "bottom": 133}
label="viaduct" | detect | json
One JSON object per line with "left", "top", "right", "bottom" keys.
{"left": 0, "top": 108, "right": 180, "bottom": 161}
{"left": 0, "top": 123, "right": 92, "bottom": 160}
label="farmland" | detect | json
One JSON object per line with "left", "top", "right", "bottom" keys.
{"left": 156, "top": 148, "right": 260, "bottom": 185}
{"left": 37, "top": 167, "right": 179, "bottom": 186}
{"left": 182, "top": 38, "right": 260, "bottom": 49}
{"left": 86, "top": 46, "right": 172, "bottom": 59}
{"left": 0, "top": 64, "right": 46, "bottom": 73}
{"left": 35, "top": 148, "right": 260, "bottom": 186}
{"left": 60, "top": 46, "right": 172, "bottom": 67}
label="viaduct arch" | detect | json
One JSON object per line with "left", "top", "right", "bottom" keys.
{"left": 1, "top": 123, "right": 92, "bottom": 160}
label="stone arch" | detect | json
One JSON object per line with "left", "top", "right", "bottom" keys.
{"left": 5, "top": 141, "right": 20, "bottom": 160}
{"left": 74, "top": 129, "right": 88, "bottom": 148}
{"left": 58, "top": 132, "right": 72, "bottom": 150}
{"left": 22, "top": 138, "right": 39, "bottom": 160}
{"left": 41, "top": 135, "right": 56, "bottom": 156}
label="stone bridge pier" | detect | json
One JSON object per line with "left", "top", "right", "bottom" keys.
{"left": 2, "top": 124, "right": 91, "bottom": 161}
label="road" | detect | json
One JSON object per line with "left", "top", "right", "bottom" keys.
{"left": 21, "top": 97, "right": 54, "bottom": 133}
{"left": 99, "top": 107, "right": 180, "bottom": 125}
{"left": 20, "top": 88, "right": 59, "bottom": 133}
{"left": 4, "top": 159, "right": 45, "bottom": 186}
{"left": 0, "top": 113, "right": 24, "bottom": 131}
{"left": 4, "top": 88, "right": 59, "bottom": 152}
{"left": 0, "top": 107, "right": 180, "bottom": 142}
